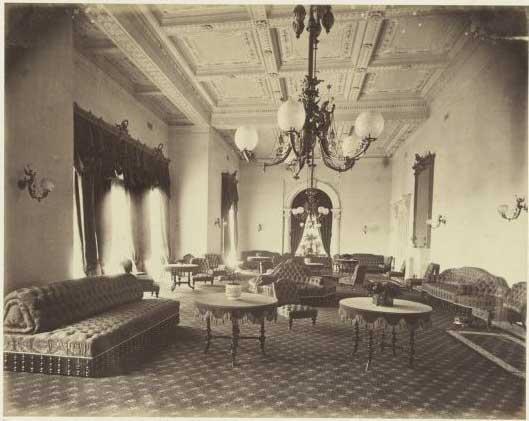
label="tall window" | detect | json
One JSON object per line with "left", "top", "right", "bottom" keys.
{"left": 145, "top": 188, "right": 168, "bottom": 279}
{"left": 106, "top": 178, "right": 135, "bottom": 274}
{"left": 72, "top": 169, "right": 85, "bottom": 278}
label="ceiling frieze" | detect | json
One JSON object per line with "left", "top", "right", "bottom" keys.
{"left": 84, "top": 4, "right": 210, "bottom": 126}
{"left": 138, "top": 4, "right": 215, "bottom": 108}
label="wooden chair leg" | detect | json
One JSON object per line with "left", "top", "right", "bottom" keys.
{"left": 312, "top": 315, "right": 317, "bottom": 326}
{"left": 289, "top": 317, "right": 293, "bottom": 330}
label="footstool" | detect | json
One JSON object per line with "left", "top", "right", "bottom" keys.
{"left": 277, "top": 304, "right": 318, "bottom": 330}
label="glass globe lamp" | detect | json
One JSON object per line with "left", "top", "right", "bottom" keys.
{"left": 341, "top": 132, "right": 362, "bottom": 157}
{"left": 234, "top": 126, "right": 259, "bottom": 151}
{"left": 354, "top": 111, "right": 385, "bottom": 140}
{"left": 277, "top": 98, "right": 306, "bottom": 132}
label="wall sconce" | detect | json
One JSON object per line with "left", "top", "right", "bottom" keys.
{"left": 17, "top": 165, "right": 55, "bottom": 202}
{"left": 257, "top": 224, "right": 263, "bottom": 232}
{"left": 214, "top": 217, "right": 227, "bottom": 228}
{"left": 498, "top": 196, "right": 527, "bottom": 221}
{"left": 426, "top": 215, "right": 447, "bottom": 229}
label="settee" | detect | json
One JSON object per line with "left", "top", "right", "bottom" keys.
{"left": 239, "top": 250, "right": 281, "bottom": 272}
{"left": 421, "top": 267, "right": 509, "bottom": 325}
{"left": 351, "top": 253, "right": 393, "bottom": 274}
{"left": 3, "top": 274, "right": 180, "bottom": 377}
{"left": 248, "top": 258, "right": 336, "bottom": 305}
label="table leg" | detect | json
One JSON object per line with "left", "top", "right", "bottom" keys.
{"left": 380, "top": 329, "right": 386, "bottom": 353}
{"left": 365, "top": 328, "right": 373, "bottom": 371}
{"left": 231, "top": 318, "right": 240, "bottom": 367}
{"left": 259, "top": 262, "right": 264, "bottom": 274}
{"left": 409, "top": 329, "right": 415, "bottom": 368}
{"left": 392, "top": 327, "right": 397, "bottom": 356}
{"left": 259, "top": 318, "right": 266, "bottom": 355}
{"left": 204, "top": 315, "right": 211, "bottom": 354}
{"left": 188, "top": 272, "right": 194, "bottom": 290}
{"left": 353, "top": 320, "right": 359, "bottom": 355}
{"left": 171, "top": 272, "right": 177, "bottom": 292}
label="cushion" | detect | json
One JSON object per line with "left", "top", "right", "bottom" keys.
{"left": 278, "top": 304, "right": 318, "bottom": 318}
{"left": 4, "top": 298, "right": 180, "bottom": 358}
{"left": 4, "top": 275, "right": 143, "bottom": 334}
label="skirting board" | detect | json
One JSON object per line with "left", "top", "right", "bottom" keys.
{"left": 447, "top": 330, "right": 525, "bottom": 379}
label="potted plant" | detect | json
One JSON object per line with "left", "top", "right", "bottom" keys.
{"left": 225, "top": 281, "right": 243, "bottom": 300}
{"left": 368, "top": 281, "right": 400, "bottom": 307}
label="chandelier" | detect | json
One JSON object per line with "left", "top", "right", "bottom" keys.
{"left": 234, "top": 5, "right": 385, "bottom": 178}
{"left": 272, "top": 5, "right": 385, "bottom": 179}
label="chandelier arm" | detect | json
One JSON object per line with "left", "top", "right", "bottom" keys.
{"left": 318, "top": 142, "right": 356, "bottom": 172}
{"left": 292, "top": 155, "right": 306, "bottom": 179}
{"left": 347, "top": 136, "right": 376, "bottom": 161}
{"left": 288, "top": 131, "right": 303, "bottom": 157}
{"left": 263, "top": 144, "right": 293, "bottom": 169}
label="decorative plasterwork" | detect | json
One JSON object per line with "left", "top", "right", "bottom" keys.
{"left": 73, "top": 5, "right": 494, "bottom": 159}
{"left": 84, "top": 4, "right": 210, "bottom": 126}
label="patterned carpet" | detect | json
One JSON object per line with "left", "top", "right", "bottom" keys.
{"left": 3, "top": 281, "right": 526, "bottom": 419}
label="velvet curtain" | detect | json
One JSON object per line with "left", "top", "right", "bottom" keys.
{"left": 290, "top": 188, "right": 333, "bottom": 256}
{"left": 74, "top": 104, "right": 171, "bottom": 276}
{"left": 221, "top": 172, "right": 239, "bottom": 257}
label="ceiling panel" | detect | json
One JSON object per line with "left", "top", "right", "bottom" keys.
{"left": 209, "top": 78, "right": 270, "bottom": 104}
{"left": 362, "top": 69, "right": 436, "bottom": 95}
{"left": 278, "top": 23, "right": 358, "bottom": 65}
{"left": 173, "top": 30, "right": 262, "bottom": 69}
{"left": 374, "top": 15, "right": 466, "bottom": 59}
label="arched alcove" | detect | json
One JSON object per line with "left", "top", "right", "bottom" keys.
{"left": 282, "top": 179, "right": 342, "bottom": 256}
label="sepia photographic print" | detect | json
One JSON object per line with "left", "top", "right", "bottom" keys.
{"left": 3, "top": 1, "right": 528, "bottom": 419}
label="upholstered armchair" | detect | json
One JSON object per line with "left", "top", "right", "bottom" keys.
{"left": 190, "top": 258, "right": 214, "bottom": 286}
{"left": 249, "top": 258, "right": 336, "bottom": 304}
{"left": 503, "top": 282, "right": 526, "bottom": 326}
{"left": 204, "top": 253, "right": 235, "bottom": 280}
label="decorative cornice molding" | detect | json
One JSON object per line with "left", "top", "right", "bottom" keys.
{"left": 84, "top": 5, "right": 210, "bottom": 127}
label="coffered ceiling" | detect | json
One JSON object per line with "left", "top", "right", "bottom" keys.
{"left": 73, "top": 4, "right": 501, "bottom": 159}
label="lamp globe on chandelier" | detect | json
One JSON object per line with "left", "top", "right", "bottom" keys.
{"left": 234, "top": 5, "right": 385, "bottom": 178}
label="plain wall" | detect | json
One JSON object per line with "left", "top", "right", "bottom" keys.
{"left": 238, "top": 158, "right": 393, "bottom": 256}
{"left": 5, "top": 12, "right": 74, "bottom": 293}
{"left": 168, "top": 128, "right": 210, "bottom": 258}
{"left": 390, "top": 42, "right": 528, "bottom": 285}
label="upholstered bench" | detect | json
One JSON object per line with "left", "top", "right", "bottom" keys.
{"left": 3, "top": 274, "right": 180, "bottom": 377}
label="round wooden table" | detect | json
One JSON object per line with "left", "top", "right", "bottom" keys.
{"left": 247, "top": 256, "right": 273, "bottom": 273}
{"left": 164, "top": 263, "right": 200, "bottom": 290}
{"left": 339, "top": 297, "right": 432, "bottom": 370}
{"left": 194, "top": 292, "right": 277, "bottom": 367}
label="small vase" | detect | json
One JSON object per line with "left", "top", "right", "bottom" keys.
{"left": 372, "top": 293, "right": 394, "bottom": 307}
{"left": 225, "top": 282, "right": 242, "bottom": 300}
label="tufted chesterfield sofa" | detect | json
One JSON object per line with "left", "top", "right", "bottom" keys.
{"left": 421, "top": 267, "right": 509, "bottom": 325}
{"left": 249, "top": 258, "right": 336, "bottom": 305}
{"left": 3, "top": 274, "right": 180, "bottom": 377}
{"left": 502, "top": 282, "right": 526, "bottom": 326}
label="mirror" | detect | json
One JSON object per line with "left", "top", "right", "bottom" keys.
{"left": 412, "top": 152, "right": 435, "bottom": 248}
